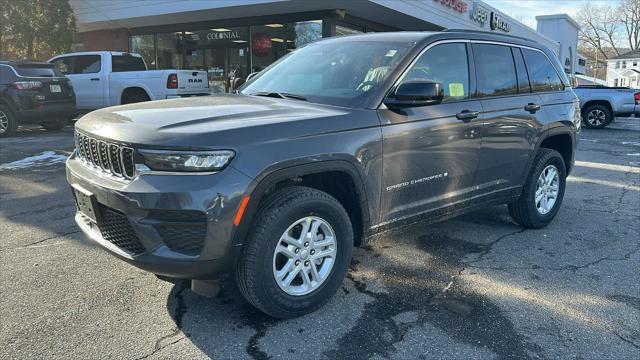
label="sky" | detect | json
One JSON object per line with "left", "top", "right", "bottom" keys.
{"left": 483, "top": 0, "right": 621, "bottom": 29}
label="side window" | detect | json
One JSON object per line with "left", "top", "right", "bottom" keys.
{"left": 522, "top": 49, "right": 564, "bottom": 92}
{"left": 473, "top": 44, "right": 518, "bottom": 97}
{"left": 51, "top": 57, "right": 73, "bottom": 75}
{"left": 1, "top": 65, "right": 15, "bottom": 83}
{"left": 512, "top": 47, "right": 531, "bottom": 93}
{"left": 402, "top": 42, "right": 469, "bottom": 102}
{"left": 73, "top": 55, "right": 101, "bottom": 74}
{"left": 112, "top": 55, "right": 146, "bottom": 72}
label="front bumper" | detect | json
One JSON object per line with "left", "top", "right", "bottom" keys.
{"left": 66, "top": 153, "right": 253, "bottom": 279}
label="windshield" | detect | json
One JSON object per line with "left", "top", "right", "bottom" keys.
{"left": 241, "top": 40, "right": 414, "bottom": 108}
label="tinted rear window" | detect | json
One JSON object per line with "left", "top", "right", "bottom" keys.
{"left": 16, "top": 65, "right": 60, "bottom": 77}
{"left": 112, "top": 55, "right": 146, "bottom": 72}
{"left": 473, "top": 44, "right": 518, "bottom": 97}
{"left": 522, "top": 49, "right": 564, "bottom": 92}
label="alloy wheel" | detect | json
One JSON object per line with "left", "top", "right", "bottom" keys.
{"left": 272, "top": 216, "right": 337, "bottom": 296}
{"left": 535, "top": 165, "right": 560, "bottom": 215}
{"left": 587, "top": 109, "right": 606, "bottom": 126}
{"left": 0, "top": 110, "right": 8, "bottom": 134}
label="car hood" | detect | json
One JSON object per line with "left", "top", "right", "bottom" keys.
{"left": 75, "top": 94, "right": 356, "bottom": 148}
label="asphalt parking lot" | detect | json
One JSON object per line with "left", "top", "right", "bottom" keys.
{"left": 1, "top": 118, "right": 639, "bottom": 359}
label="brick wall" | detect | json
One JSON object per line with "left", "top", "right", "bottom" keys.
{"left": 81, "top": 29, "right": 129, "bottom": 52}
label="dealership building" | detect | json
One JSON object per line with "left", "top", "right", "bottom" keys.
{"left": 71, "top": 0, "right": 585, "bottom": 93}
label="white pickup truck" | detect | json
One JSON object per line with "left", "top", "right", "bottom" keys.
{"left": 48, "top": 51, "right": 208, "bottom": 111}
{"left": 573, "top": 85, "right": 639, "bottom": 129}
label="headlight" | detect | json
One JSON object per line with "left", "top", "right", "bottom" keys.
{"left": 138, "top": 149, "right": 235, "bottom": 172}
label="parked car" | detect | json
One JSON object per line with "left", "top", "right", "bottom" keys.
{"left": 573, "top": 85, "right": 640, "bottom": 129}
{"left": 0, "top": 60, "right": 76, "bottom": 137}
{"left": 66, "top": 31, "right": 580, "bottom": 318}
{"left": 48, "top": 52, "right": 209, "bottom": 111}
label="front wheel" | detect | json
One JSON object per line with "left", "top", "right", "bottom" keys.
{"left": 0, "top": 105, "right": 17, "bottom": 137}
{"left": 509, "top": 149, "right": 567, "bottom": 229}
{"left": 236, "top": 186, "right": 353, "bottom": 318}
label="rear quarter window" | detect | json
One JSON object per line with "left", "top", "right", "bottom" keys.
{"left": 522, "top": 49, "right": 564, "bottom": 92}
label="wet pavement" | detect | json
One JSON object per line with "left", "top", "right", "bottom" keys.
{"left": 1, "top": 119, "right": 639, "bottom": 359}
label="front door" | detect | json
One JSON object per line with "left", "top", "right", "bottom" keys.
{"left": 379, "top": 42, "right": 483, "bottom": 223}
{"left": 51, "top": 55, "right": 105, "bottom": 110}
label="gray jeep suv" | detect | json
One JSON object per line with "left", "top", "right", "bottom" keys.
{"left": 66, "top": 31, "right": 580, "bottom": 318}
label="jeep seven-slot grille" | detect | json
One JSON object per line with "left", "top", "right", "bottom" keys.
{"left": 75, "top": 132, "right": 135, "bottom": 180}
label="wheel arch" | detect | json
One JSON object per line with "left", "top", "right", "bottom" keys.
{"left": 528, "top": 126, "right": 575, "bottom": 179}
{"left": 232, "top": 160, "right": 371, "bottom": 248}
{"left": 120, "top": 86, "right": 152, "bottom": 104}
{"left": 581, "top": 99, "right": 613, "bottom": 116}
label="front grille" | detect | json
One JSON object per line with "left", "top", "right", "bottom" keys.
{"left": 97, "top": 205, "right": 145, "bottom": 255}
{"left": 75, "top": 131, "right": 135, "bottom": 180}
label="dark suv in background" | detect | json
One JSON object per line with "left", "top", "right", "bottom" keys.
{"left": 0, "top": 60, "right": 76, "bottom": 137}
{"left": 66, "top": 31, "right": 580, "bottom": 318}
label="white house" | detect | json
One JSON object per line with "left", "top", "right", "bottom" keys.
{"left": 607, "top": 50, "right": 640, "bottom": 88}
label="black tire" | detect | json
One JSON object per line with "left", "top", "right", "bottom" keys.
{"left": 509, "top": 148, "right": 566, "bottom": 229}
{"left": 582, "top": 104, "right": 612, "bottom": 129}
{"left": 121, "top": 89, "right": 150, "bottom": 104}
{"left": 0, "top": 104, "right": 18, "bottom": 137}
{"left": 41, "top": 118, "right": 66, "bottom": 131}
{"left": 236, "top": 186, "right": 353, "bottom": 318}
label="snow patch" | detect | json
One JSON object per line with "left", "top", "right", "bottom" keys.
{"left": 0, "top": 151, "right": 68, "bottom": 170}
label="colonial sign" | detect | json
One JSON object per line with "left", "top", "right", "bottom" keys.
{"left": 207, "top": 31, "right": 241, "bottom": 41}
{"left": 434, "top": 0, "right": 468, "bottom": 13}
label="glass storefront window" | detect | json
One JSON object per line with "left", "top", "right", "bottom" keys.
{"left": 130, "top": 34, "right": 155, "bottom": 69}
{"left": 336, "top": 25, "right": 363, "bottom": 36}
{"left": 250, "top": 20, "right": 321, "bottom": 72}
{"left": 157, "top": 32, "right": 182, "bottom": 70}
{"left": 128, "top": 20, "right": 321, "bottom": 92}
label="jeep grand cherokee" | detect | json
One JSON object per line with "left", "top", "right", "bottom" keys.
{"left": 66, "top": 31, "right": 580, "bottom": 318}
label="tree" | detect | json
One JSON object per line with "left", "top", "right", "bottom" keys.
{"left": 0, "top": 0, "right": 76, "bottom": 60}
{"left": 576, "top": 3, "right": 622, "bottom": 60}
{"left": 619, "top": 0, "right": 640, "bottom": 51}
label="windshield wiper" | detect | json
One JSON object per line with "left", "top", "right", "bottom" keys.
{"left": 250, "top": 91, "right": 307, "bottom": 101}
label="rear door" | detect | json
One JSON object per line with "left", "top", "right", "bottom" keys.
{"left": 51, "top": 55, "right": 105, "bottom": 109}
{"left": 472, "top": 43, "right": 544, "bottom": 192}
{"left": 379, "top": 42, "right": 483, "bottom": 223}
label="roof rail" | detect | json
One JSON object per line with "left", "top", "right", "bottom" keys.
{"left": 442, "top": 29, "right": 535, "bottom": 43}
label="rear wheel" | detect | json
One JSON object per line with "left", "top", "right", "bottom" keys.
{"left": 583, "top": 104, "right": 612, "bottom": 129}
{"left": 121, "top": 89, "right": 150, "bottom": 104}
{"left": 41, "top": 118, "right": 66, "bottom": 131}
{"left": 0, "top": 105, "right": 17, "bottom": 137}
{"left": 509, "top": 148, "right": 566, "bottom": 229}
{"left": 236, "top": 186, "right": 353, "bottom": 318}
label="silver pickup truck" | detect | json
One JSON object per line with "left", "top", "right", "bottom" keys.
{"left": 573, "top": 85, "right": 639, "bottom": 128}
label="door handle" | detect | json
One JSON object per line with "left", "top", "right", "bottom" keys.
{"left": 456, "top": 110, "right": 480, "bottom": 122}
{"left": 524, "top": 103, "right": 541, "bottom": 113}
{"left": 90, "top": 78, "right": 100, "bottom": 81}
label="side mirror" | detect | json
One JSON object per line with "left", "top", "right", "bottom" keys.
{"left": 246, "top": 72, "right": 259, "bottom": 82}
{"left": 384, "top": 80, "right": 444, "bottom": 108}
